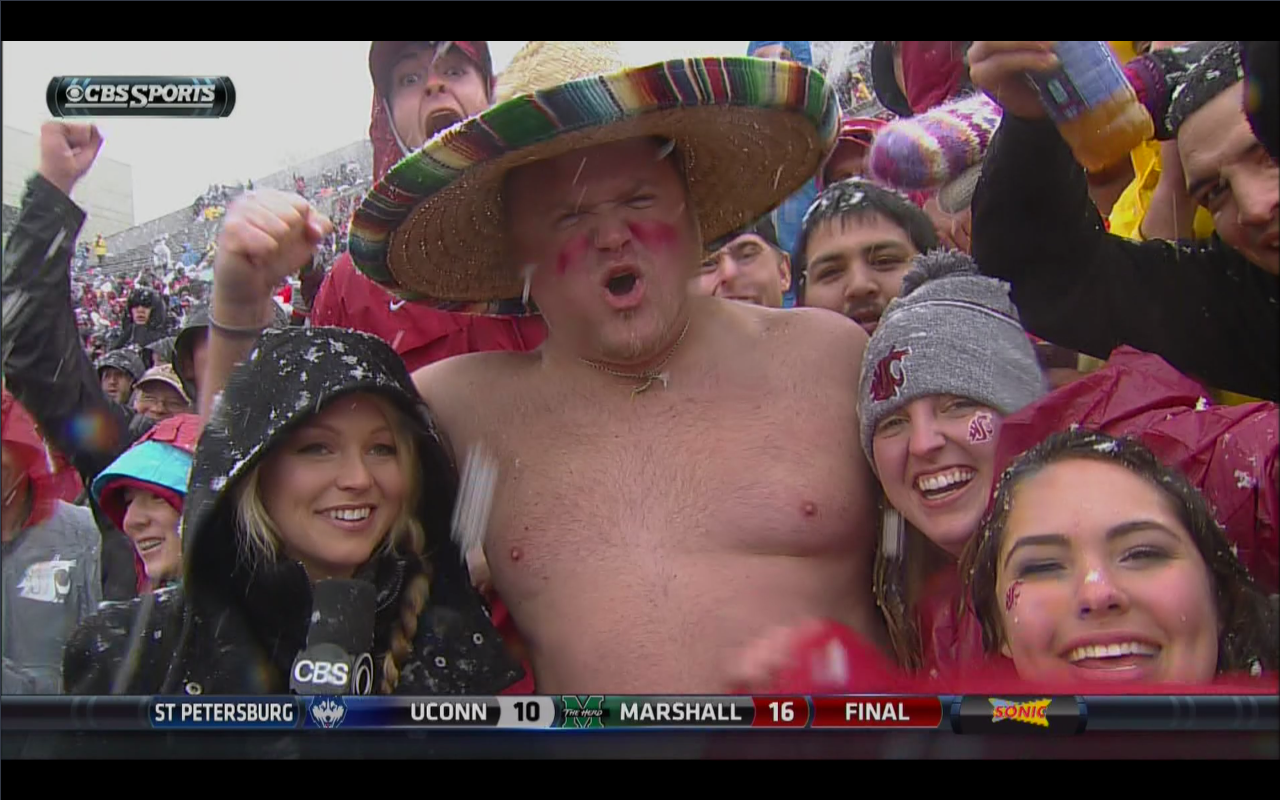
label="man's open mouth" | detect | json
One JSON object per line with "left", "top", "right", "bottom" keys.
{"left": 426, "top": 109, "right": 463, "bottom": 138}
{"left": 606, "top": 271, "right": 640, "bottom": 297}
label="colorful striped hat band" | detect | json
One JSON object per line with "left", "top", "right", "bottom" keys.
{"left": 349, "top": 56, "right": 840, "bottom": 314}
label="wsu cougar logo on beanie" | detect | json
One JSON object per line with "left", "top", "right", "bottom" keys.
{"left": 869, "top": 346, "right": 912, "bottom": 402}
{"left": 857, "top": 251, "right": 1047, "bottom": 465}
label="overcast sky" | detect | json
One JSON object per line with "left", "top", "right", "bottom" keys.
{"left": 3, "top": 41, "right": 747, "bottom": 223}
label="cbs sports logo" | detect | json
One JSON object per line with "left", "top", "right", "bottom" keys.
{"left": 47, "top": 77, "right": 236, "bottom": 118}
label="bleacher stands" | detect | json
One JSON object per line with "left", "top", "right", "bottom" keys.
{"left": 86, "top": 140, "right": 374, "bottom": 278}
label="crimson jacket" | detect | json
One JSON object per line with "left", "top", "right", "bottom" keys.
{"left": 996, "top": 346, "right": 1278, "bottom": 594}
{"left": 763, "top": 620, "right": 1277, "bottom": 697}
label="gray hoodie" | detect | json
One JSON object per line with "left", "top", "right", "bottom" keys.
{"left": 2, "top": 500, "right": 102, "bottom": 693}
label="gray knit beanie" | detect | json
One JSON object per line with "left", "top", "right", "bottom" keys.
{"left": 858, "top": 251, "right": 1048, "bottom": 465}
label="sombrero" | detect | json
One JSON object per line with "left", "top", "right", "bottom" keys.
{"left": 349, "top": 45, "right": 840, "bottom": 313}
{"left": 494, "top": 41, "right": 627, "bottom": 105}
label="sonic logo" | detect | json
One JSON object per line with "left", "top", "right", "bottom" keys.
{"left": 869, "top": 346, "right": 911, "bottom": 402}
{"left": 989, "top": 698, "right": 1051, "bottom": 727}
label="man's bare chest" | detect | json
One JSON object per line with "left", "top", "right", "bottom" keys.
{"left": 465, "top": 382, "right": 872, "bottom": 578}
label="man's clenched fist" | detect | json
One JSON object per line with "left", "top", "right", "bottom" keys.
{"left": 38, "top": 122, "right": 104, "bottom": 196}
{"left": 213, "top": 190, "right": 332, "bottom": 308}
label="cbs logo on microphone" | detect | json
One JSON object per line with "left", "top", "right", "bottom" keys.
{"left": 292, "top": 652, "right": 374, "bottom": 695}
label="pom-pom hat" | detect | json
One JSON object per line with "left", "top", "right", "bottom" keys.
{"left": 858, "top": 251, "right": 1047, "bottom": 466}
{"left": 349, "top": 46, "right": 840, "bottom": 313}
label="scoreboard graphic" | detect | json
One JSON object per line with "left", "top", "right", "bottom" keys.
{"left": 1, "top": 695, "right": 1275, "bottom": 733}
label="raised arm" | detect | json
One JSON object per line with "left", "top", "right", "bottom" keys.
{"left": 199, "top": 191, "right": 332, "bottom": 421}
{"left": 968, "top": 42, "right": 1279, "bottom": 401}
{"left": 1, "top": 123, "right": 133, "bottom": 482}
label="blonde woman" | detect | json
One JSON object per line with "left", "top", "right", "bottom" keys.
{"left": 64, "top": 327, "right": 524, "bottom": 695}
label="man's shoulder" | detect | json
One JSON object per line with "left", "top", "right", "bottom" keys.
{"left": 713, "top": 302, "right": 867, "bottom": 384}
{"left": 756, "top": 304, "right": 869, "bottom": 356}
{"left": 412, "top": 349, "right": 536, "bottom": 401}
{"left": 50, "top": 500, "right": 98, "bottom": 534}
{"left": 27, "top": 502, "right": 99, "bottom": 553}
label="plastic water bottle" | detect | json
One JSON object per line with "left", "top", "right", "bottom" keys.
{"left": 1029, "top": 41, "right": 1154, "bottom": 172}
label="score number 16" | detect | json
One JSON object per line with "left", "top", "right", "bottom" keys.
{"left": 753, "top": 696, "right": 808, "bottom": 727}
{"left": 769, "top": 701, "right": 795, "bottom": 722}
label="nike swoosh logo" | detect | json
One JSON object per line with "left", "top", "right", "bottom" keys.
{"left": 389, "top": 300, "right": 406, "bottom": 311}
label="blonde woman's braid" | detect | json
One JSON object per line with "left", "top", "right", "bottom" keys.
{"left": 379, "top": 571, "right": 430, "bottom": 694}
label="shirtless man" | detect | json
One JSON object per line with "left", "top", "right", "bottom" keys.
{"left": 202, "top": 55, "right": 884, "bottom": 694}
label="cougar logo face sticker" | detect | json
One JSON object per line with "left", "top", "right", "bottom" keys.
{"left": 968, "top": 411, "right": 995, "bottom": 444}
{"left": 869, "top": 346, "right": 911, "bottom": 403}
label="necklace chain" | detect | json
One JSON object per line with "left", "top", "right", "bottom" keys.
{"left": 580, "top": 319, "right": 691, "bottom": 399}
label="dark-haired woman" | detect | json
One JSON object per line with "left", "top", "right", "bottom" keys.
{"left": 960, "top": 429, "right": 1277, "bottom": 687}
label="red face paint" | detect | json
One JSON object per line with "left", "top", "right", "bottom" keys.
{"left": 555, "top": 235, "right": 590, "bottom": 276}
{"left": 628, "top": 221, "right": 679, "bottom": 253}
{"left": 1005, "top": 580, "right": 1023, "bottom": 612}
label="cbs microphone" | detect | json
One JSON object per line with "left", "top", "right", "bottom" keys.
{"left": 290, "top": 579, "right": 376, "bottom": 695}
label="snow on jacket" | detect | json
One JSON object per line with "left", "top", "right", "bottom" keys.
{"left": 995, "top": 346, "right": 1278, "bottom": 593}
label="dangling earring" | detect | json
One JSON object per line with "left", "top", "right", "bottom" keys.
{"left": 2, "top": 479, "right": 20, "bottom": 509}
{"left": 881, "top": 505, "right": 905, "bottom": 560}
{"left": 521, "top": 264, "right": 537, "bottom": 308}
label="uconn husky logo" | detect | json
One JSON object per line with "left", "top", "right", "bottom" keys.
{"left": 309, "top": 696, "right": 347, "bottom": 729}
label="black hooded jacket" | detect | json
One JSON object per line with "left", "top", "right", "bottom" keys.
{"left": 2, "top": 174, "right": 152, "bottom": 601}
{"left": 64, "top": 326, "right": 525, "bottom": 696}
{"left": 108, "top": 287, "right": 170, "bottom": 352}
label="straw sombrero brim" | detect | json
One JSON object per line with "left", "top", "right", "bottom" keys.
{"left": 349, "top": 56, "right": 839, "bottom": 313}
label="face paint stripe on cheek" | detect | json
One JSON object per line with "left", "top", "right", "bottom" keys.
{"left": 555, "top": 235, "right": 590, "bottom": 276}
{"left": 628, "top": 221, "right": 679, "bottom": 252}
{"left": 1005, "top": 579, "right": 1023, "bottom": 612}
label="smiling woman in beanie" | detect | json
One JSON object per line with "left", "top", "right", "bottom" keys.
{"left": 857, "top": 250, "right": 1047, "bottom": 674}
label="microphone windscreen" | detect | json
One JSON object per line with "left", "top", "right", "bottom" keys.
{"left": 308, "top": 579, "right": 377, "bottom": 653}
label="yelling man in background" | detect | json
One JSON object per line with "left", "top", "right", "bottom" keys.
{"left": 312, "top": 41, "right": 547, "bottom": 371}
